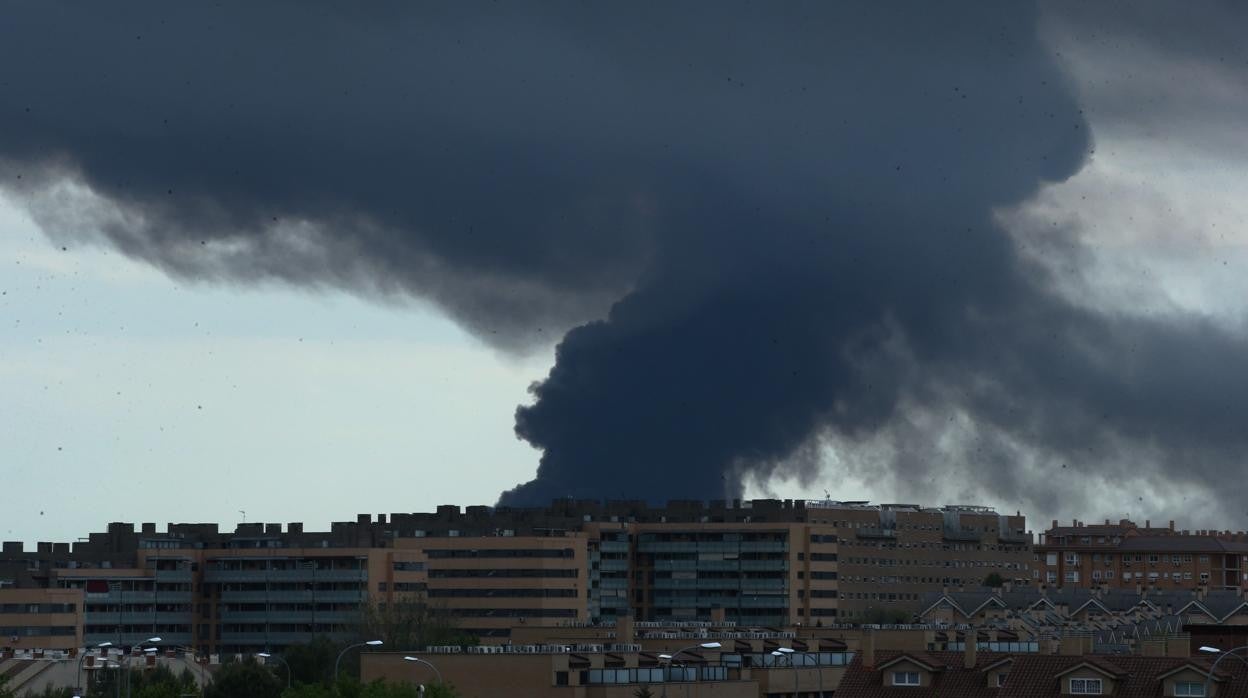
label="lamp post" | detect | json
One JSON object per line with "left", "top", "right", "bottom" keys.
{"left": 403, "top": 655, "right": 443, "bottom": 686}
{"left": 1199, "top": 645, "right": 1248, "bottom": 697}
{"left": 124, "top": 638, "right": 161, "bottom": 698}
{"left": 658, "top": 642, "right": 721, "bottom": 698}
{"left": 166, "top": 646, "right": 206, "bottom": 695}
{"left": 334, "top": 640, "right": 383, "bottom": 681}
{"left": 257, "top": 652, "right": 291, "bottom": 689}
{"left": 772, "top": 648, "right": 798, "bottom": 696}
{"left": 75, "top": 641, "right": 114, "bottom": 698}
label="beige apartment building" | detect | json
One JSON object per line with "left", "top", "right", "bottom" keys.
{"left": 0, "top": 588, "right": 83, "bottom": 651}
{"left": 1, "top": 499, "right": 1034, "bottom": 654}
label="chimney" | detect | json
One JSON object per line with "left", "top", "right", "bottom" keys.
{"left": 288, "top": 523, "right": 303, "bottom": 534}
{"left": 141, "top": 523, "right": 156, "bottom": 534}
{"left": 710, "top": 606, "right": 726, "bottom": 624}
{"left": 1166, "top": 637, "right": 1191, "bottom": 658}
{"left": 1141, "top": 639, "right": 1166, "bottom": 657}
{"left": 1146, "top": 520, "right": 1151, "bottom": 529}
{"left": 616, "top": 613, "right": 635, "bottom": 645}
{"left": 862, "top": 629, "right": 876, "bottom": 669}
{"left": 1169, "top": 520, "right": 1175, "bottom": 531}
{"left": 1052, "top": 519, "right": 1058, "bottom": 530}
{"left": 964, "top": 629, "right": 978, "bottom": 669}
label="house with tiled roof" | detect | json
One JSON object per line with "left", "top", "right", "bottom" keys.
{"left": 838, "top": 642, "right": 1248, "bottom": 697}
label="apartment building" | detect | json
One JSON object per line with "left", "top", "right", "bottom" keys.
{"left": 0, "top": 588, "right": 83, "bottom": 651}
{"left": 802, "top": 502, "right": 1032, "bottom": 621}
{"left": 0, "top": 498, "right": 1033, "bottom": 653}
{"left": 1037, "top": 519, "right": 1248, "bottom": 592}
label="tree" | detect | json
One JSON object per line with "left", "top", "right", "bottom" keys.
{"left": 633, "top": 687, "right": 656, "bottom": 698}
{"left": 281, "top": 678, "right": 459, "bottom": 698}
{"left": 858, "top": 608, "right": 913, "bottom": 625}
{"left": 18, "top": 686, "right": 73, "bottom": 698}
{"left": 204, "top": 657, "right": 283, "bottom": 698}
{"left": 0, "top": 674, "right": 14, "bottom": 698}
{"left": 983, "top": 572, "right": 1005, "bottom": 588}
{"left": 354, "top": 597, "right": 477, "bottom": 652}
{"left": 283, "top": 636, "right": 342, "bottom": 687}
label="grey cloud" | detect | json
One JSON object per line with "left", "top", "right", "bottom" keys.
{"left": 1, "top": 2, "right": 1245, "bottom": 525}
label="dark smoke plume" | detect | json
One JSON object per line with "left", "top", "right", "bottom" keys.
{"left": 2, "top": 2, "right": 1246, "bottom": 521}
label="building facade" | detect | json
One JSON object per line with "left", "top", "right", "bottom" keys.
{"left": 1037, "top": 519, "right": 1248, "bottom": 592}
{"left": 0, "top": 499, "right": 1034, "bottom": 653}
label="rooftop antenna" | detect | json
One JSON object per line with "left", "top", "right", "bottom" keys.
{"left": 239, "top": 510, "right": 246, "bottom": 524}
{"left": 824, "top": 489, "right": 831, "bottom": 500}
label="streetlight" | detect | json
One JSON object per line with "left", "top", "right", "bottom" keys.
{"left": 403, "top": 655, "right": 444, "bottom": 685}
{"left": 122, "top": 639, "right": 162, "bottom": 698}
{"left": 773, "top": 648, "right": 798, "bottom": 695}
{"left": 164, "top": 646, "right": 206, "bottom": 695}
{"left": 257, "top": 652, "right": 291, "bottom": 689}
{"left": 658, "top": 642, "right": 721, "bottom": 698}
{"left": 75, "top": 641, "right": 114, "bottom": 698}
{"left": 334, "top": 640, "right": 384, "bottom": 681}
{"left": 1199, "top": 645, "right": 1248, "bottom": 697}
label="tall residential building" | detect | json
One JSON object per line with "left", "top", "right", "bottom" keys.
{"left": 0, "top": 498, "right": 1034, "bottom": 652}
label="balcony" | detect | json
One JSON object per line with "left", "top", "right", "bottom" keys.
{"left": 204, "top": 569, "right": 366, "bottom": 583}
{"left": 943, "top": 529, "right": 982, "bottom": 542}
{"left": 856, "top": 527, "right": 897, "bottom": 540}
{"left": 218, "top": 611, "right": 358, "bottom": 624}
{"left": 218, "top": 590, "right": 365, "bottom": 604}
{"left": 998, "top": 532, "right": 1031, "bottom": 544}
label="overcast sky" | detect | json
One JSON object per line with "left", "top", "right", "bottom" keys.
{"left": 3, "top": 3, "right": 1248, "bottom": 543}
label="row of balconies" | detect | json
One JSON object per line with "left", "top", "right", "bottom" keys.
{"left": 85, "top": 612, "right": 192, "bottom": 625}
{"left": 637, "top": 541, "right": 788, "bottom": 553}
{"left": 216, "top": 610, "right": 358, "bottom": 624}
{"left": 204, "top": 569, "right": 366, "bottom": 583}
{"left": 218, "top": 590, "right": 364, "bottom": 603}
{"left": 651, "top": 560, "right": 787, "bottom": 571}
{"left": 651, "top": 578, "right": 787, "bottom": 590}
{"left": 84, "top": 591, "right": 194, "bottom": 604}
{"left": 651, "top": 595, "right": 788, "bottom": 608}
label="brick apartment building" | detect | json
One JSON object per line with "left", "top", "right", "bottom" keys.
{"left": 0, "top": 498, "right": 1034, "bottom": 654}
{"left": 1036, "top": 518, "right": 1248, "bottom": 592}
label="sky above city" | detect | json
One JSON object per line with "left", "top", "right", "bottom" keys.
{"left": 3, "top": 2, "right": 1248, "bottom": 543}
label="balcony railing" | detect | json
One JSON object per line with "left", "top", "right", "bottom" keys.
{"left": 204, "top": 569, "right": 366, "bottom": 583}
{"left": 943, "top": 529, "right": 982, "bottom": 542}
{"left": 856, "top": 527, "right": 897, "bottom": 539}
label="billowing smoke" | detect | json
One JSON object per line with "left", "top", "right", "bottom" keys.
{"left": 2, "top": 3, "right": 1246, "bottom": 521}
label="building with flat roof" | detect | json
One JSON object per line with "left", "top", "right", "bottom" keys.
{"left": 1037, "top": 518, "right": 1248, "bottom": 592}
{"left": 0, "top": 498, "right": 1033, "bottom": 653}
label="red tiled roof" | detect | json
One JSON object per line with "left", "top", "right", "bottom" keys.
{"left": 1001, "top": 655, "right": 1246, "bottom": 698}
{"left": 835, "top": 651, "right": 1007, "bottom": 698}
{"left": 837, "top": 651, "right": 1248, "bottom": 698}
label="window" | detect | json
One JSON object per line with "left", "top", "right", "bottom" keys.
{"left": 555, "top": 671, "right": 568, "bottom": 686}
{"left": 1070, "top": 677, "right": 1103, "bottom": 694}
{"left": 1174, "top": 681, "right": 1205, "bottom": 697}
{"left": 1047, "top": 553, "right": 1058, "bottom": 566}
{"left": 1064, "top": 571, "right": 1079, "bottom": 583}
{"left": 1065, "top": 554, "right": 1079, "bottom": 565}
{"left": 997, "top": 673, "right": 1007, "bottom": 686}
{"left": 892, "top": 671, "right": 920, "bottom": 686}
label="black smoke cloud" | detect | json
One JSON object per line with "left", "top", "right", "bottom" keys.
{"left": 2, "top": 2, "right": 1246, "bottom": 520}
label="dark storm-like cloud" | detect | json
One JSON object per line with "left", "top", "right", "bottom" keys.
{"left": 2, "top": 2, "right": 1246, "bottom": 521}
